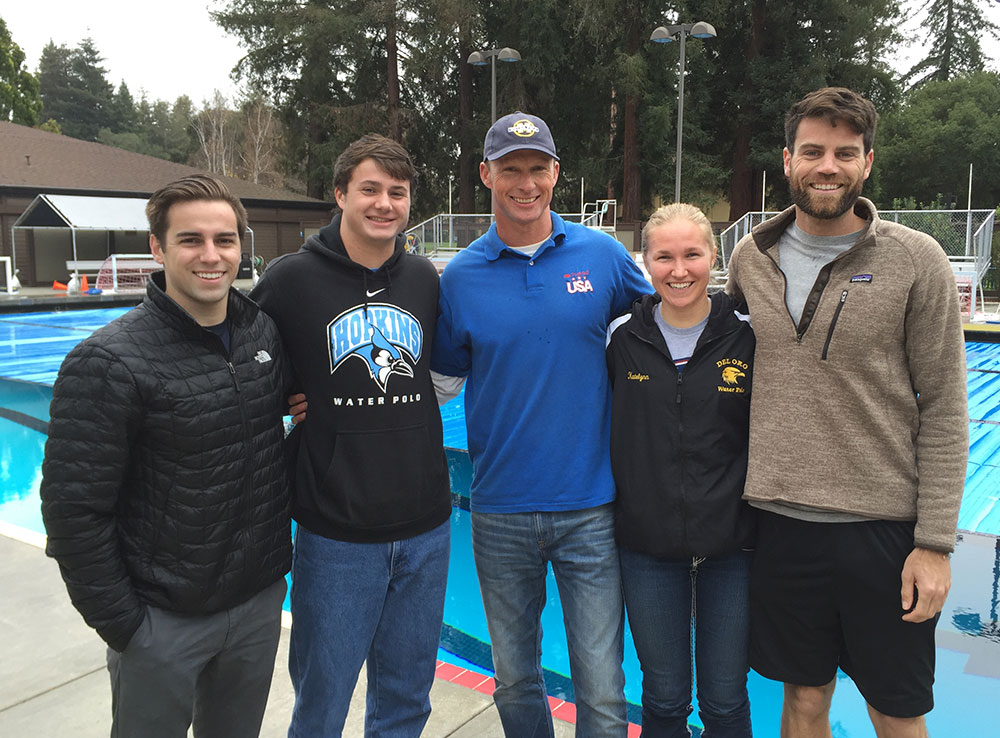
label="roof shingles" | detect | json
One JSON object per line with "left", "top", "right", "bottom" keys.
{"left": 0, "top": 121, "right": 325, "bottom": 204}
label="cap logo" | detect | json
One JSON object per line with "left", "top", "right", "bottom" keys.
{"left": 509, "top": 119, "right": 540, "bottom": 138}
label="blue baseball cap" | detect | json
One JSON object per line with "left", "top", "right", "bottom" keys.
{"left": 483, "top": 112, "right": 559, "bottom": 162}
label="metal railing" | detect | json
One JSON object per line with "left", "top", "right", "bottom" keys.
{"left": 718, "top": 209, "right": 994, "bottom": 286}
{"left": 0, "top": 256, "right": 17, "bottom": 294}
{"left": 965, "top": 210, "right": 994, "bottom": 285}
{"left": 405, "top": 201, "right": 622, "bottom": 260}
{"left": 405, "top": 214, "right": 493, "bottom": 257}
{"left": 983, "top": 266, "right": 998, "bottom": 295}
{"left": 581, "top": 200, "right": 618, "bottom": 235}
{"left": 717, "top": 211, "right": 780, "bottom": 270}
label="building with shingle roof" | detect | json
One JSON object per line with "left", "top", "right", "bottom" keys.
{"left": 1, "top": 121, "right": 333, "bottom": 286}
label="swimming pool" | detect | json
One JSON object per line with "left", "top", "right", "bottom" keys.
{"left": 2, "top": 308, "right": 998, "bottom": 735}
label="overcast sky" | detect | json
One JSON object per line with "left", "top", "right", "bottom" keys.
{"left": 4, "top": 2, "right": 1000, "bottom": 110}
{"left": 4, "top": 1, "right": 244, "bottom": 106}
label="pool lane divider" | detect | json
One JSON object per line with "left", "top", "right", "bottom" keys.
{"left": 0, "top": 406, "right": 48, "bottom": 434}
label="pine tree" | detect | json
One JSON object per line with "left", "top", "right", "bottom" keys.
{"left": 903, "top": 0, "right": 1000, "bottom": 88}
{"left": 38, "top": 38, "right": 115, "bottom": 141}
{"left": 0, "top": 17, "right": 41, "bottom": 125}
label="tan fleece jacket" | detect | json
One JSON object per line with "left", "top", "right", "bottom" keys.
{"left": 726, "top": 198, "right": 968, "bottom": 552}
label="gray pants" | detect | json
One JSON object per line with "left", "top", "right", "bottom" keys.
{"left": 106, "top": 578, "right": 286, "bottom": 738}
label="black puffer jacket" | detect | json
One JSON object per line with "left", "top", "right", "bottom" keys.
{"left": 607, "top": 291, "right": 756, "bottom": 559}
{"left": 41, "top": 271, "right": 292, "bottom": 652}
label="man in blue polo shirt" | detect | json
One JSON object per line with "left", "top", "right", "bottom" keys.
{"left": 432, "top": 112, "right": 650, "bottom": 738}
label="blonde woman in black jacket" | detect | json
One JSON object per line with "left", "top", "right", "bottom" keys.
{"left": 607, "top": 203, "right": 756, "bottom": 738}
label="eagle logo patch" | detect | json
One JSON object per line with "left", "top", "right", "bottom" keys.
{"left": 721, "top": 366, "right": 745, "bottom": 385}
{"left": 716, "top": 358, "right": 749, "bottom": 394}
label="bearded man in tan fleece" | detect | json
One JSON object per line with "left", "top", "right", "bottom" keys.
{"left": 726, "top": 87, "right": 968, "bottom": 738}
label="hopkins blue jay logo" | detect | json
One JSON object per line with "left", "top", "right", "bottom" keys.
{"left": 327, "top": 304, "right": 423, "bottom": 392}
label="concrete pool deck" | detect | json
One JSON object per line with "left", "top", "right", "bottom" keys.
{"left": 4, "top": 295, "right": 998, "bottom": 736}
{"left": 0, "top": 532, "right": 578, "bottom": 738}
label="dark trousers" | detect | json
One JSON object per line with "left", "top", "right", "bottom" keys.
{"left": 107, "top": 578, "right": 286, "bottom": 738}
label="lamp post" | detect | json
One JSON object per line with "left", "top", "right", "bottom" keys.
{"left": 467, "top": 47, "right": 522, "bottom": 122}
{"left": 650, "top": 21, "right": 716, "bottom": 202}
{"left": 448, "top": 174, "right": 455, "bottom": 248}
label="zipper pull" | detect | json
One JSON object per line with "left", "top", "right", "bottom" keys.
{"left": 821, "top": 290, "right": 849, "bottom": 361}
{"left": 676, "top": 373, "right": 682, "bottom": 404}
{"left": 228, "top": 361, "right": 241, "bottom": 392}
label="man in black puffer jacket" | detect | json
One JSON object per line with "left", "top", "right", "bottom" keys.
{"left": 41, "top": 174, "right": 292, "bottom": 738}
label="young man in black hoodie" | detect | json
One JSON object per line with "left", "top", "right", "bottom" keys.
{"left": 251, "top": 134, "right": 451, "bottom": 737}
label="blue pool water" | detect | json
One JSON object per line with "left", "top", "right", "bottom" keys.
{"left": 2, "top": 308, "right": 999, "bottom": 734}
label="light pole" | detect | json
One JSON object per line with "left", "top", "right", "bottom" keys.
{"left": 448, "top": 174, "right": 455, "bottom": 248}
{"left": 650, "top": 21, "right": 716, "bottom": 202}
{"left": 467, "top": 47, "right": 522, "bottom": 122}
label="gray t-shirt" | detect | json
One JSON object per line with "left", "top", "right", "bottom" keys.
{"left": 652, "top": 304, "right": 708, "bottom": 369}
{"left": 779, "top": 222, "right": 860, "bottom": 327}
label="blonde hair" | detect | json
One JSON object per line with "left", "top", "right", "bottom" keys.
{"left": 641, "top": 203, "right": 716, "bottom": 255}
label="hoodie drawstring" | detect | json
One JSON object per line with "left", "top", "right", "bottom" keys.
{"left": 362, "top": 269, "right": 370, "bottom": 319}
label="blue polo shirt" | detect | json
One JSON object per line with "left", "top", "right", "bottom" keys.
{"left": 432, "top": 212, "right": 651, "bottom": 513}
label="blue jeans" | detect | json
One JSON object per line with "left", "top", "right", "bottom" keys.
{"left": 287, "top": 521, "right": 450, "bottom": 738}
{"left": 471, "top": 503, "right": 627, "bottom": 738}
{"left": 619, "top": 548, "right": 752, "bottom": 738}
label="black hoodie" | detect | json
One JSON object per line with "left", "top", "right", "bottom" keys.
{"left": 251, "top": 215, "right": 451, "bottom": 543}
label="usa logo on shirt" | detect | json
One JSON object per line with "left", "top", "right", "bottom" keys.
{"left": 564, "top": 269, "right": 594, "bottom": 294}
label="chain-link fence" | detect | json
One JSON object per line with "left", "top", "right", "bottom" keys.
{"left": 719, "top": 209, "right": 994, "bottom": 287}
{"left": 406, "top": 210, "right": 593, "bottom": 256}
{"left": 405, "top": 214, "right": 494, "bottom": 256}
{"left": 880, "top": 210, "right": 992, "bottom": 260}
{"left": 718, "top": 212, "right": 780, "bottom": 270}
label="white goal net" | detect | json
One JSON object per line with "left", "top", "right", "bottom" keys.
{"left": 94, "top": 254, "right": 162, "bottom": 293}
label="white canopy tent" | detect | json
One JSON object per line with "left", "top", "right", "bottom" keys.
{"left": 10, "top": 193, "right": 255, "bottom": 273}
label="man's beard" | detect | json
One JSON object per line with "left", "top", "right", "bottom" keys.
{"left": 790, "top": 178, "right": 863, "bottom": 220}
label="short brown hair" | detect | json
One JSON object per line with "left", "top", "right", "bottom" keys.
{"left": 146, "top": 174, "right": 247, "bottom": 245}
{"left": 332, "top": 134, "right": 417, "bottom": 195}
{"left": 642, "top": 202, "right": 716, "bottom": 256}
{"left": 784, "top": 87, "right": 879, "bottom": 154}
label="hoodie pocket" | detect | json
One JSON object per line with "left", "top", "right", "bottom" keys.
{"left": 320, "top": 423, "right": 442, "bottom": 530}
